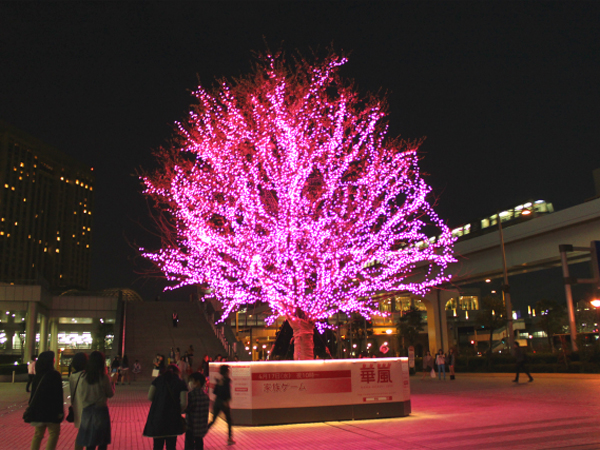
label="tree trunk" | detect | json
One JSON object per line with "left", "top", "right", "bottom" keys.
{"left": 287, "top": 315, "right": 315, "bottom": 360}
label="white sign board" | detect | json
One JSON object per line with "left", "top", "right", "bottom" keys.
{"left": 210, "top": 357, "right": 410, "bottom": 410}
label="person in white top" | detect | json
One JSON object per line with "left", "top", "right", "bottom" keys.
{"left": 75, "top": 351, "right": 115, "bottom": 450}
{"left": 435, "top": 350, "right": 446, "bottom": 380}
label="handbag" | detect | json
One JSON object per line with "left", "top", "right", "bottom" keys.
{"left": 152, "top": 368, "right": 160, "bottom": 377}
{"left": 23, "top": 373, "right": 47, "bottom": 423}
{"left": 430, "top": 368, "right": 436, "bottom": 378}
{"left": 67, "top": 372, "right": 83, "bottom": 423}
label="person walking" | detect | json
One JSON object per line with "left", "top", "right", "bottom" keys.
{"left": 207, "top": 365, "right": 235, "bottom": 445}
{"left": 513, "top": 342, "right": 534, "bottom": 383}
{"left": 199, "top": 355, "right": 210, "bottom": 377}
{"left": 69, "top": 352, "right": 88, "bottom": 450}
{"left": 28, "top": 350, "right": 64, "bottom": 450}
{"left": 75, "top": 351, "right": 115, "bottom": 450}
{"left": 143, "top": 364, "right": 188, "bottom": 450}
{"left": 110, "top": 356, "right": 121, "bottom": 384}
{"left": 421, "top": 351, "right": 433, "bottom": 380}
{"left": 176, "top": 356, "right": 189, "bottom": 383}
{"left": 120, "top": 355, "right": 130, "bottom": 385}
{"left": 448, "top": 348, "right": 456, "bottom": 380}
{"left": 185, "top": 373, "right": 209, "bottom": 450}
{"left": 153, "top": 354, "right": 166, "bottom": 377}
{"left": 172, "top": 312, "right": 179, "bottom": 328}
{"left": 435, "top": 350, "right": 446, "bottom": 380}
{"left": 26, "top": 357, "right": 36, "bottom": 392}
{"left": 187, "top": 345, "right": 194, "bottom": 369}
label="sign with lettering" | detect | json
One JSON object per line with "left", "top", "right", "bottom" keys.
{"left": 210, "top": 357, "right": 409, "bottom": 410}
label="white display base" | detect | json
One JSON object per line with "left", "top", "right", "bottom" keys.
{"left": 209, "top": 357, "right": 411, "bottom": 425}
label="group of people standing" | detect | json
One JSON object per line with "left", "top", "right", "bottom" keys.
{"left": 108, "top": 355, "right": 142, "bottom": 384}
{"left": 144, "top": 363, "right": 235, "bottom": 449}
{"left": 422, "top": 349, "right": 456, "bottom": 380}
{"left": 26, "top": 350, "right": 115, "bottom": 450}
{"left": 25, "top": 349, "right": 235, "bottom": 450}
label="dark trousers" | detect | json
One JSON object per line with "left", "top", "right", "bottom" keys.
{"left": 185, "top": 430, "right": 204, "bottom": 450}
{"left": 208, "top": 400, "right": 233, "bottom": 438}
{"left": 26, "top": 374, "right": 34, "bottom": 392}
{"left": 153, "top": 437, "right": 177, "bottom": 450}
{"left": 515, "top": 362, "right": 533, "bottom": 381}
{"left": 86, "top": 446, "right": 107, "bottom": 450}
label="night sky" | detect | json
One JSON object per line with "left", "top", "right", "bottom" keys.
{"left": 1, "top": 2, "right": 599, "bottom": 303}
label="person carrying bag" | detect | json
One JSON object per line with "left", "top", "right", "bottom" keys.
{"left": 25, "top": 351, "right": 64, "bottom": 450}
{"left": 75, "top": 351, "right": 115, "bottom": 450}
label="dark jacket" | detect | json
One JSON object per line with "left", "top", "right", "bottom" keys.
{"left": 143, "top": 374, "right": 188, "bottom": 437}
{"left": 186, "top": 388, "right": 209, "bottom": 438}
{"left": 29, "top": 370, "right": 64, "bottom": 423}
{"left": 214, "top": 377, "right": 231, "bottom": 402}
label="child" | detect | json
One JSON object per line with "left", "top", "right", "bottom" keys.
{"left": 185, "top": 372, "right": 209, "bottom": 450}
{"left": 207, "top": 365, "right": 235, "bottom": 445}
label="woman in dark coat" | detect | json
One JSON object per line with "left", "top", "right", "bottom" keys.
{"left": 29, "top": 350, "right": 64, "bottom": 450}
{"left": 143, "top": 364, "right": 188, "bottom": 450}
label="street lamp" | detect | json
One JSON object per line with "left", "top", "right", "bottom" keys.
{"left": 590, "top": 299, "right": 600, "bottom": 333}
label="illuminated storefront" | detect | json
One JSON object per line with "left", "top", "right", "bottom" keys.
{"left": 0, "top": 284, "right": 133, "bottom": 363}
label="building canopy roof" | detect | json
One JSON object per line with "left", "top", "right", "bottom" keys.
{"left": 59, "top": 287, "right": 144, "bottom": 302}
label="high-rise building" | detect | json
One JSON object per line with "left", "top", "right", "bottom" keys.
{"left": 0, "top": 121, "right": 94, "bottom": 289}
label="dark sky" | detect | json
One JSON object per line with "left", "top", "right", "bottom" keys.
{"left": 1, "top": 2, "right": 599, "bottom": 302}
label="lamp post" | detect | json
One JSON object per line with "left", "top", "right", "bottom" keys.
{"left": 591, "top": 299, "right": 600, "bottom": 335}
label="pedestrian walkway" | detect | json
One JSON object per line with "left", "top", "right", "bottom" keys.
{"left": 2, "top": 373, "right": 600, "bottom": 449}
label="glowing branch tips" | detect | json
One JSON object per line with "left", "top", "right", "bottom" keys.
{"left": 142, "top": 50, "right": 456, "bottom": 353}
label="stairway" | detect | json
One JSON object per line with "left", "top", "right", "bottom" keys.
{"left": 124, "top": 301, "right": 227, "bottom": 378}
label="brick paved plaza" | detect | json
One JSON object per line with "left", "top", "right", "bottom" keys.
{"left": 1, "top": 373, "right": 600, "bottom": 450}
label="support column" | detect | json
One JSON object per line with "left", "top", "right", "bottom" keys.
{"left": 23, "top": 302, "right": 38, "bottom": 363}
{"left": 49, "top": 317, "right": 59, "bottom": 355}
{"left": 38, "top": 314, "right": 48, "bottom": 353}
{"left": 424, "top": 289, "right": 456, "bottom": 353}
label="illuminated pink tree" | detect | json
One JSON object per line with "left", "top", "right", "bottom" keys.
{"left": 141, "top": 51, "right": 456, "bottom": 360}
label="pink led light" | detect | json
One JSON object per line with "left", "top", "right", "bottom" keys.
{"left": 141, "top": 51, "right": 456, "bottom": 358}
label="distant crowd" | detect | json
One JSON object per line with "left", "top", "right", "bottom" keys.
{"left": 152, "top": 345, "right": 238, "bottom": 383}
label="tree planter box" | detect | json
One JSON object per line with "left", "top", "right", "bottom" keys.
{"left": 209, "top": 357, "right": 411, "bottom": 426}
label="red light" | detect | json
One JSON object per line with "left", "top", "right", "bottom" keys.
{"left": 470, "top": 340, "right": 475, "bottom": 345}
